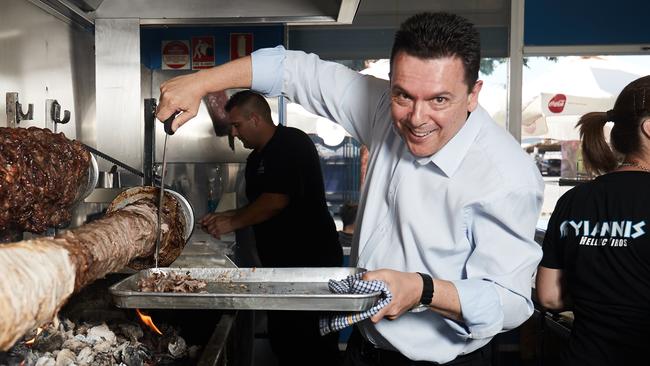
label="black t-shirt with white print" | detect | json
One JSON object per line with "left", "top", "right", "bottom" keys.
{"left": 541, "top": 171, "right": 650, "bottom": 366}
{"left": 245, "top": 125, "right": 342, "bottom": 268}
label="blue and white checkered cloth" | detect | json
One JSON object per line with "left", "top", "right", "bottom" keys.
{"left": 319, "top": 273, "right": 392, "bottom": 335}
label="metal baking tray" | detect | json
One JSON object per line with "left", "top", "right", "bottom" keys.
{"left": 109, "top": 267, "right": 380, "bottom": 311}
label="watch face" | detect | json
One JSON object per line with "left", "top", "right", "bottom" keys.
{"left": 411, "top": 304, "right": 429, "bottom": 313}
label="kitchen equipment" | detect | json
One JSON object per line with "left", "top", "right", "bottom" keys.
{"left": 106, "top": 186, "right": 194, "bottom": 269}
{"left": 110, "top": 267, "right": 381, "bottom": 311}
{"left": 81, "top": 143, "right": 144, "bottom": 178}
{"left": 74, "top": 152, "right": 99, "bottom": 204}
{"left": 106, "top": 186, "right": 194, "bottom": 243}
{"left": 97, "top": 165, "right": 121, "bottom": 188}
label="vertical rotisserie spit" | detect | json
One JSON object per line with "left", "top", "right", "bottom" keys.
{"left": 0, "top": 126, "right": 189, "bottom": 351}
{"left": 0, "top": 190, "right": 187, "bottom": 351}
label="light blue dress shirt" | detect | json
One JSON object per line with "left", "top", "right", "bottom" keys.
{"left": 252, "top": 46, "right": 544, "bottom": 363}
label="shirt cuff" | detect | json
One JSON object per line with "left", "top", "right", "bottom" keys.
{"left": 251, "top": 45, "right": 286, "bottom": 97}
{"left": 450, "top": 279, "right": 504, "bottom": 339}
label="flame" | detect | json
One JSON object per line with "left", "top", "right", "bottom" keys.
{"left": 135, "top": 309, "right": 163, "bottom": 335}
{"left": 24, "top": 327, "right": 43, "bottom": 346}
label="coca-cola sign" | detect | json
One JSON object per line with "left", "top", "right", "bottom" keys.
{"left": 548, "top": 94, "right": 567, "bottom": 114}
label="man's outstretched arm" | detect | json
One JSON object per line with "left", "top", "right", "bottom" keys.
{"left": 156, "top": 56, "right": 253, "bottom": 131}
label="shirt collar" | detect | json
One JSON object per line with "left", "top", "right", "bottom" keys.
{"left": 414, "top": 105, "right": 487, "bottom": 177}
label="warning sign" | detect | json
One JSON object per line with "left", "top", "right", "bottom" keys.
{"left": 192, "top": 36, "right": 215, "bottom": 70}
{"left": 230, "top": 33, "right": 253, "bottom": 61}
{"left": 162, "top": 40, "right": 190, "bottom": 70}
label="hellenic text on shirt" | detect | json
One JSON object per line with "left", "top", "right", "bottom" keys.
{"left": 559, "top": 219, "right": 646, "bottom": 247}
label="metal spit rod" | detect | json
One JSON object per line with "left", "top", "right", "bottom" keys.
{"left": 155, "top": 116, "right": 175, "bottom": 268}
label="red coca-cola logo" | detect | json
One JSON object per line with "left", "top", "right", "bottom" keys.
{"left": 548, "top": 94, "right": 567, "bottom": 114}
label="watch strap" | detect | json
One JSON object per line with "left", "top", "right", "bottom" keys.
{"left": 417, "top": 272, "right": 434, "bottom": 305}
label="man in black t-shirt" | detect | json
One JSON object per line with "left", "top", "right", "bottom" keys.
{"left": 201, "top": 90, "right": 342, "bottom": 366}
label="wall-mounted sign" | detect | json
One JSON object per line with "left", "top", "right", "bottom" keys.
{"left": 192, "top": 36, "right": 215, "bottom": 70}
{"left": 142, "top": 26, "right": 283, "bottom": 70}
{"left": 162, "top": 40, "right": 190, "bottom": 70}
{"left": 230, "top": 33, "right": 253, "bottom": 60}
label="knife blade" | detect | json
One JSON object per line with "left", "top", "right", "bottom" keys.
{"left": 155, "top": 115, "right": 175, "bottom": 268}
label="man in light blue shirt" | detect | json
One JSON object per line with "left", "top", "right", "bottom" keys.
{"left": 157, "top": 12, "right": 543, "bottom": 366}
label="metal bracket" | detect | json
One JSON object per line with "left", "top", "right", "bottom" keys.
{"left": 46, "top": 99, "right": 71, "bottom": 132}
{"left": 6, "top": 92, "right": 34, "bottom": 127}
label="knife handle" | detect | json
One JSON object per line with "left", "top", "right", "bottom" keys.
{"left": 163, "top": 114, "right": 176, "bottom": 135}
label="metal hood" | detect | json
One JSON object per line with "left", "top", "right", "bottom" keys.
{"left": 33, "top": 0, "right": 359, "bottom": 26}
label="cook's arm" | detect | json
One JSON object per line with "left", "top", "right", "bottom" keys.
{"left": 252, "top": 46, "right": 387, "bottom": 147}
{"left": 536, "top": 266, "right": 570, "bottom": 310}
{"left": 361, "top": 186, "right": 543, "bottom": 340}
{"left": 445, "top": 186, "right": 543, "bottom": 339}
{"left": 156, "top": 56, "right": 252, "bottom": 131}
{"left": 362, "top": 270, "right": 463, "bottom": 322}
{"left": 201, "top": 193, "right": 288, "bottom": 238}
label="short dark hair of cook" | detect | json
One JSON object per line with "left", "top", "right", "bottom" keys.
{"left": 578, "top": 75, "right": 650, "bottom": 174}
{"left": 390, "top": 12, "right": 481, "bottom": 92}
{"left": 339, "top": 201, "right": 359, "bottom": 227}
{"left": 224, "top": 90, "right": 272, "bottom": 120}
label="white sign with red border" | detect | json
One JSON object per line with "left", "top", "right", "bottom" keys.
{"left": 162, "top": 40, "right": 190, "bottom": 70}
{"left": 192, "top": 36, "right": 215, "bottom": 70}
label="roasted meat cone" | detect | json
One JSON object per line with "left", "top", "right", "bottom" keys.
{"left": 0, "top": 193, "right": 187, "bottom": 351}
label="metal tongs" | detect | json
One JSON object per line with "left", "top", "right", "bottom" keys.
{"left": 155, "top": 115, "right": 175, "bottom": 268}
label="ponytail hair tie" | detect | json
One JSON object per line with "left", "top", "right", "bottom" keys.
{"left": 606, "top": 109, "right": 616, "bottom": 122}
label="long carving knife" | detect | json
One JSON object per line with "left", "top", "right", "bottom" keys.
{"left": 155, "top": 116, "right": 175, "bottom": 268}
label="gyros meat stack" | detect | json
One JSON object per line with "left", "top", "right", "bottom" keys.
{"left": 0, "top": 128, "right": 188, "bottom": 350}
{"left": 0, "top": 127, "right": 90, "bottom": 232}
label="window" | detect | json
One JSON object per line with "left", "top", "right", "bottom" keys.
{"left": 503, "top": 55, "right": 650, "bottom": 224}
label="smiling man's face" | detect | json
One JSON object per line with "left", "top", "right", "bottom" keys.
{"left": 390, "top": 52, "right": 482, "bottom": 158}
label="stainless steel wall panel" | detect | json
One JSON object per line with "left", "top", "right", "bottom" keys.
{"left": 161, "top": 162, "right": 247, "bottom": 219}
{"left": 0, "top": 0, "right": 95, "bottom": 143}
{"left": 95, "top": 18, "right": 141, "bottom": 170}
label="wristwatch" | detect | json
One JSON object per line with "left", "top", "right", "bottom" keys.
{"left": 417, "top": 272, "right": 434, "bottom": 305}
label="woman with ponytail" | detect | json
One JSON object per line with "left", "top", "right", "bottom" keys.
{"left": 536, "top": 75, "right": 650, "bottom": 366}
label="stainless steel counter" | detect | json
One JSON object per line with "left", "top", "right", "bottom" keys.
{"left": 171, "top": 228, "right": 237, "bottom": 268}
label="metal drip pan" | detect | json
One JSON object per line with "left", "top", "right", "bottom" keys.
{"left": 110, "top": 267, "right": 380, "bottom": 311}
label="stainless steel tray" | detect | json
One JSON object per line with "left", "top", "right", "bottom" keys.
{"left": 110, "top": 267, "right": 379, "bottom": 311}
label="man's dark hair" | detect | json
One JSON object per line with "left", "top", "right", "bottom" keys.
{"left": 339, "top": 201, "right": 358, "bottom": 227}
{"left": 225, "top": 90, "right": 272, "bottom": 122}
{"left": 390, "top": 12, "right": 481, "bottom": 91}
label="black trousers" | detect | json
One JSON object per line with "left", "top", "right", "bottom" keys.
{"left": 267, "top": 310, "right": 341, "bottom": 366}
{"left": 342, "top": 327, "right": 492, "bottom": 366}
